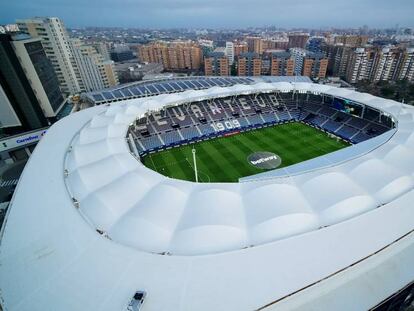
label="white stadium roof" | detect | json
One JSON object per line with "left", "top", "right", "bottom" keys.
{"left": 2, "top": 82, "right": 414, "bottom": 310}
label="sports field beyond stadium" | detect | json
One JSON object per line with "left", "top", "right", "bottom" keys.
{"left": 142, "top": 122, "right": 350, "bottom": 183}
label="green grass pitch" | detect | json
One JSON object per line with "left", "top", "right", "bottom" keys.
{"left": 141, "top": 122, "right": 350, "bottom": 183}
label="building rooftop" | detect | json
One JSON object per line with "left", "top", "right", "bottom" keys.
{"left": 1, "top": 82, "right": 414, "bottom": 310}
{"left": 81, "top": 76, "right": 312, "bottom": 105}
{"left": 239, "top": 52, "right": 260, "bottom": 58}
{"left": 207, "top": 51, "right": 226, "bottom": 58}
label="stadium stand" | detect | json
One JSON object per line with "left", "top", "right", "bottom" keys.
{"left": 180, "top": 127, "right": 201, "bottom": 140}
{"left": 129, "top": 92, "right": 395, "bottom": 154}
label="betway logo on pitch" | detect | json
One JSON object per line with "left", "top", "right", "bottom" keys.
{"left": 250, "top": 155, "right": 278, "bottom": 165}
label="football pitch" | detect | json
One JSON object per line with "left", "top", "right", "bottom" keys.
{"left": 141, "top": 122, "right": 350, "bottom": 183}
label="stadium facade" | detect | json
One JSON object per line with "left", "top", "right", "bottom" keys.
{"left": 1, "top": 78, "right": 414, "bottom": 310}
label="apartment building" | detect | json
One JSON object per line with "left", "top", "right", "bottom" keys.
{"left": 307, "top": 37, "right": 325, "bottom": 53}
{"left": 288, "top": 33, "right": 310, "bottom": 49}
{"left": 246, "top": 37, "right": 264, "bottom": 54}
{"left": 138, "top": 42, "right": 203, "bottom": 71}
{"left": 233, "top": 42, "right": 248, "bottom": 58}
{"left": 396, "top": 47, "right": 414, "bottom": 81}
{"left": 371, "top": 47, "right": 404, "bottom": 82}
{"left": 346, "top": 47, "right": 377, "bottom": 83}
{"left": 262, "top": 38, "right": 289, "bottom": 50}
{"left": 290, "top": 48, "right": 307, "bottom": 75}
{"left": 323, "top": 44, "right": 354, "bottom": 78}
{"left": 103, "top": 60, "right": 119, "bottom": 86}
{"left": 334, "top": 35, "right": 369, "bottom": 47}
{"left": 303, "top": 55, "right": 328, "bottom": 79}
{"left": 204, "top": 52, "right": 229, "bottom": 76}
{"left": 272, "top": 52, "right": 295, "bottom": 76}
{"left": 17, "top": 17, "right": 80, "bottom": 95}
{"left": 70, "top": 39, "right": 119, "bottom": 92}
{"left": 238, "top": 52, "right": 262, "bottom": 76}
{"left": 225, "top": 42, "right": 235, "bottom": 65}
{"left": 290, "top": 48, "right": 328, "bottom": 79}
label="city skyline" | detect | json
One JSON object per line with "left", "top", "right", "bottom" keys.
{"left": 1, "top": 0, "right": 414, "bottom": 29}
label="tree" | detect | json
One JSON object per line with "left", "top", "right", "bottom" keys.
{"left": 230, "top": 62, "right": 237, "bottom": 76}
{"left": 380, "top": 86, "right": 394, "bottom": 98}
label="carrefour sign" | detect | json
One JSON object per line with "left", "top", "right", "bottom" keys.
{"left": 0, "top": 129, "right": 47, "bottom": 152}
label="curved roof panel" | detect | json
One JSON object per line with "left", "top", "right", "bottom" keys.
{"left": 2, "top": 81, "right": 414, "bottom": 311}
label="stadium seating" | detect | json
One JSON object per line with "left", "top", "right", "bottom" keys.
{"left": 180, "top": 127, "right": 201, "bottom": 140}
{"left": 352, "top": 132, "right": 372, "bottom": 143}
{"left": 160, "top": 131, "right": 182, "bottom": 146}
{"left": 336, "top": 125, "right": 359, "bottom": 140}
{"left": 198, "top": 124, "right": 216, "bottom": 136}
{"left": 246, "top": 115, "right": 264, "bottom": 126}
{"left": 236, "top": 117, "right": 250, "bottom": 127}
{"left": 323, "top": 120, "right": 342, "bottom": 133}
{"left": 347, "top": 117, "right": 369, "bottom": 129}
{"left": 262, "top": 112, "right": 278, "bottom": 124}
{"left": 318, "top": 107, "right": 337, "bottom": 118}
{"left": 140, "top": 136, "right": 163, "bottom": 150}
{"left": 309, "top": 115, "right": 328, "bottom": 128}
{"left": 129, "top": 92, "right": 395, "bottom": 154}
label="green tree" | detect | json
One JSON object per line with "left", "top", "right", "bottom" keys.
{"left": 231, "top": 62, "right": 237, "bottom": 76}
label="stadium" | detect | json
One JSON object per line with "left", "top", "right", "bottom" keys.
{"left": 1, "top": 77, "right": 414, "bottom": 310}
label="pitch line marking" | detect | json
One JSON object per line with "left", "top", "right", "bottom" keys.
{"left": 149, "top": 154, "right": 158, "bottom": 173}
{"left": 185, "top": 158, "right": 210, "bottom": 183}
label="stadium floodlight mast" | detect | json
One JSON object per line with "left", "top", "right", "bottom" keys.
{"left": 192, "top": 148, "right": 199, "bottom": 182}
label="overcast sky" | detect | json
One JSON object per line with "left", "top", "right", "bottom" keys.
{"left": 1, "top": 0, "right": 413, "bottom": 29}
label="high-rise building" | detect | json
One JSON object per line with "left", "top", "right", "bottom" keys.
{"left": 204, "top": 52, "right": 229, "bottom": 76}
{"left": 307, "top": 37, "right": 325, "bottom": 53}
{"left": 302, "top": 54, "right": 328, "bottom": 79}
{"left": 198, "top": 39, "right": 215, "bottom": 57}
{"left": 371, "top": 47, "right": 404, "bottom": 82}
{"left": 17, "top": 17, "right": 80, "bottom": 96}
{"left": 70, "top": 39, "right": 119, "bottom": 92}
{"left": 225, "top": 42, "right": 235, "bottom": 65}
{"left": 290, "top": 48, "right": 328, "bottom": 79}
{"left": 396, "top": 47, "right": 414, "bottom": 81}
{"left": 288, "top": 33, "right": 310, "bottom": 49}
{"left": 233, "top": 42, "right": 248, "bottom": 58}
{"left": 262, "top": 38, "right": 289, "bottom": 50}
{"left": 269, "top": 51, "right": 295, "bottom": 76}
{"left": 103, "top": 60, "right": 119, "bottom": 86}
{"left": 71, "top": 39, "right": 105, "bottom": 92}
{"left": 323, "top": 44, "right": 353, "bottom": 78}
{"left": 290, "top": 48, "right": 307, "bottom": 75}
{"left": 238, "top": 52, "right": 262, "bottom": 76}
{"left": 92, "top": 42, "right": 111, "bottom": 61}
{"left": 138, "top": 43, "right": 169, "bottom": 65}
{"left": 138, "top": 42, "right": 203, "bottom": 71}
{"left": 246, "top": 37, "right": 263, "bottom": 54}
{"left": 334, "top": 35, "right": 369, "bottom": 47}
{"left": 341, "top": 46, "right": 414, "bottom": 84}
{"left": 0, "top": 33, "right": 65, "bottom": 132}
{"left": 346, "top": 48, "right": 377, "bottom": 83}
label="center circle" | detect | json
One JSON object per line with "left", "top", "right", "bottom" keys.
{"left": 247, "top": 151, "right": 282, "bottom": 170}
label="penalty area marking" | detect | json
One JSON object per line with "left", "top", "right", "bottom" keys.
{"left": 149, "top": 154, "right": 158, "bottom": 173}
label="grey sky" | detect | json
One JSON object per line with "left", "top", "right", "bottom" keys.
{"left": 1, "top": 0, "right": 413, "bottom": 29}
